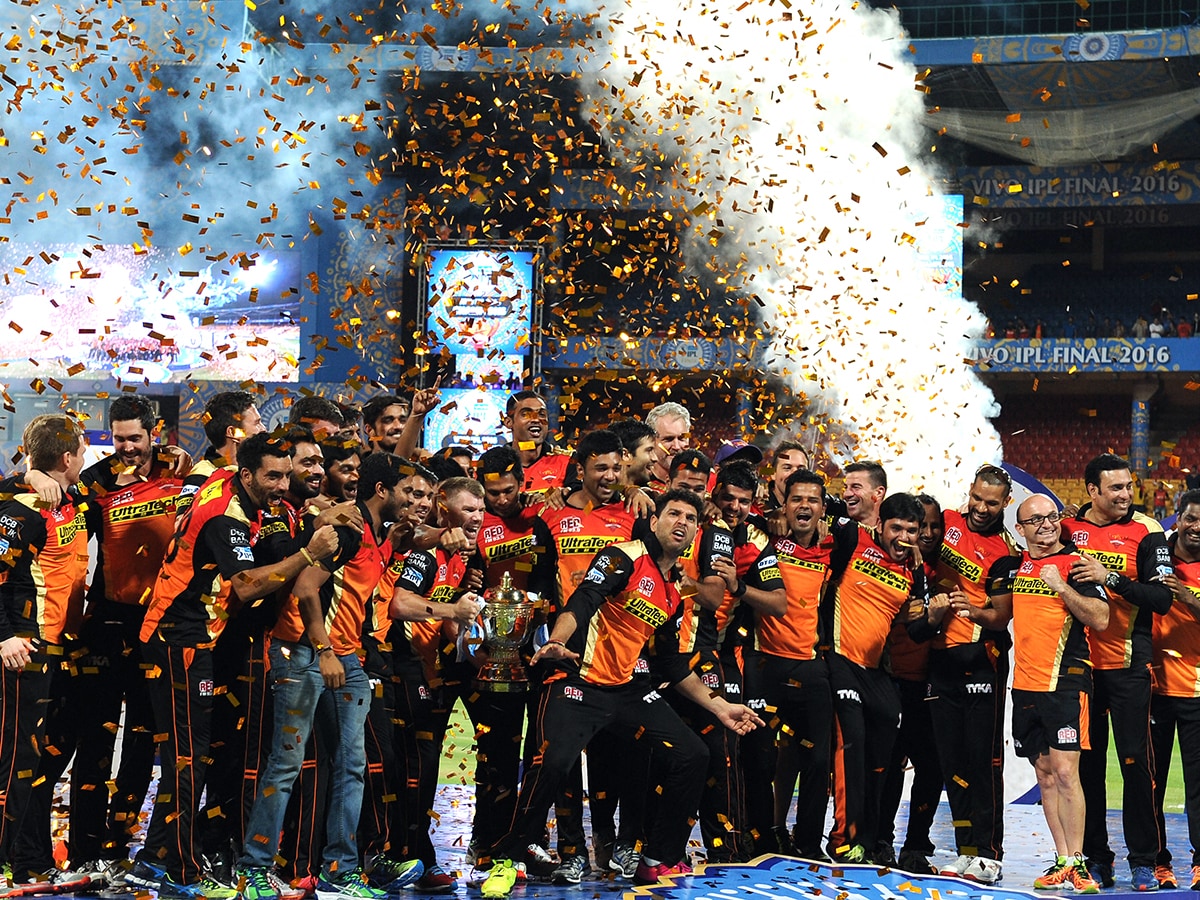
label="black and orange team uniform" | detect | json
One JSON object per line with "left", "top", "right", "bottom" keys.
{"left": 472, "top": 502, "right": 557, "bottom": 856}
{"left": 488, "top": 535, "right": 708, "bottom": 873}
{"left": 173, "top": 447, "right": 232, "bottom": 516}
{"left": 919, "top": 510, "right": 1016, "bottom": 866}
{"left": 389, "top": 543, "right": 482, "bottom": 875}
{"left": 539, "top": 500, "right": 649, "bottom": 865}
{"left": 1008, "top": 543, "right": 1104, "bottom": 757}
{"left": 63, "top": 456, "right": 185, "bottom": 868}
{"left": 691, "top": 514, "right": 783, "bottom": 861}
{"left": 133, "top": 471, "right": 264, "bottom": 887}
{"left": 880, "top": 560, "right": 943, "bottom": 867}
{"left": 826, "top": 524, "right": 920, "bottom": 860}
{"left": 753, "top": 517, "right": 855, "bottom": 857}
{"left": 652, "top": 520, "right": 736, "bottom": 860}
{"left": 1150, "top": 543, "right": 1200, "bottom": 874}
{"left": 0, "top": 477, "right": 88, "bottom": 880}
{"left": 1069, "top": 505, "right": 1173, "bottom": 877}
{"left": 200, "top": 499, "right": 302, "bottom": 880}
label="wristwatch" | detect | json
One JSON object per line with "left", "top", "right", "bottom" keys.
{"left": 1104, "top": 571, "right": 1123, "bottom": 591}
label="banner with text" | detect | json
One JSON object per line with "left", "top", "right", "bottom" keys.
{"left": 969, "top": 338, "right": 1196, "bottom": 373}
{"left": 959, "top": 162, "right": 1200, "bottom": 208}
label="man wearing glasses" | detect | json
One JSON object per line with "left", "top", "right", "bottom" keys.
{"left": 975, "top": 494, "right": 1108, "bottom": 892}
{"left": 911, "top": 464, "right": 1016, "bottom": 884}
{"left": 1069, "top": 454, "right": 1173, "bottom": 891}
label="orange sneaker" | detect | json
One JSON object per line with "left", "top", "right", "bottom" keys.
{"left": 1034, "top": 857, "right": 1070, "bottom": 890}
{"left": 1190, "top": 866, "right": 1200, "bottom": 891}
{"left": 1156, "top": 865, "right": 1177, "bottom": 890}
{"left": 1066, "top": 856, "right": 1100, "bottom": 894}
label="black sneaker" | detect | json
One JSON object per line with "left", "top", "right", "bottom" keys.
{"left": 897, "top": 849, "right": 937, "bottom": 875}
{"left": 873, "top": 843, "right": 897, "bottom": 867}
{"left": 552, "top": 856, "right": 589, "bottom": 886}
{"left": 1087, "top": 859, "right": 1116, "bottom": 889}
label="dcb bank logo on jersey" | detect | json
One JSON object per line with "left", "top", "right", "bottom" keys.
{"left": 629, "top": 854, "right": 1047, "bottom": 900}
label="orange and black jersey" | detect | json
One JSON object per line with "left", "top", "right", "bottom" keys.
{"left": 518, "top": 444, "right": 575, "bottom": 495}
{"left": 757, "top": 517, "right": 856, "bottom": 661}
{"left": 0, "top": 477, "right": 88, "bottom": 644}
{"left": 81, "top": 456, "right": 185, "bottom": 609}
{"left": 889, "top": 558, "right": 939, "bottom": 680}
{"left": 245, "top": 501, "right": 302, "bottom": 632}
{"left": 829, "top": 524, "right": 919, "bottom": 670}
{"left": 698, "top": 514, "right": 784, "bottom": 654}
{"left": 274, "top": 502, "right": 391, "bottom": 656}
{"left": 139, "top": 470, "right": 263, "bottom": 648}
{"left": 391, "top": 546, "right": 469, "bottom": 683}
{"left": 1009, "top": 543, "right": 1103, "bottom": 693}
{"left": 558, "top": 535, "right": 688, "bottom": 688}
{"left": 1152, "top": 543, "right": 1200, "bottom": 698}
{"left": 477, "top": 505, "right": 556, "bottom": 598}
{"left": 541, "top": 501, "right": 650, "bottom": 612}
{"left": 174, "top": 448, "right": 233, "bottom": 517}
{"left": 670, "top": 523, "right": 735, "bottom": 657}
{"left": 1069, "top": 504, "right": 1173, "bottom": 669}
{"left": 929, "top": 509, "right": 1018, "bottom": 650}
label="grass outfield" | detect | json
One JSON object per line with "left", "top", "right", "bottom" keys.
{"left": 442, "top": 703, "right": 1190, "bottom": 812}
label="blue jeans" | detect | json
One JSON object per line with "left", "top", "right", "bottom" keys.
{"left": 239, "top": 641, "right": 370, "bottom": 875}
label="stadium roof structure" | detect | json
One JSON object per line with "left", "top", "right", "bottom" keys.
{"left": 908, "top": 25, "right": 1200, "bottom": 165}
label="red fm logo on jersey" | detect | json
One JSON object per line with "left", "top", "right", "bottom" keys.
{"left": 563, "top": 686, "right": 584, "bottom": 702}
{"left": 945, "top": 526, "right": 963, "bottom": 544}
{"left": 1072, "top": 530, "right": 1089, "bottom": 545}
{"left": 637, "top": 576, "right": 657, "bottom": 596}
{"left": 559, "top": 517, "right": 583, "bottom": 534}
{"left": 861, "top": 545, "right": 885, "bottom": 562}
{"left": 481, "top": 525, "right": 505, "bottom": 543}
{"left": 776, "top": 539, "right": 796, "bottom": 554}
{"left": 437, "top": 564, "right": 448, "bottom": 580}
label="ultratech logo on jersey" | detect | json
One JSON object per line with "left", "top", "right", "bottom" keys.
{"left": 939, "top": 543, "right": 983, "bottom": 583}
{"left": 850, "top": 557, "right": 910, "bottom": 593}
{"left": 1011, "top": 575, "right": 1058, "bottom": 597}
{"left": 558, "top": 536, "right": 614, "bottom": 555}
{"left": 621, "top": 593, "right": 669, "bottom": 628}
{"left": 1079, "top": 547, "right": 1128, "bottom": 571}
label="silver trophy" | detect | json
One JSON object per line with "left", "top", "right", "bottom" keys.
{"left": 475, "top": 571, "right": 537, "bottom": 692}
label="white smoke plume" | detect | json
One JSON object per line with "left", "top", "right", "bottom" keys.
{"left": 580, "top": 0, "right": 1003, "bottom": 502}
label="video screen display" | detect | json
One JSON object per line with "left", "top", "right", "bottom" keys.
{"left": 0, "top": 242, "right": 301, "bottom": 382}
{"left": 426, "top": 248, "right": 535, "bottom": 357}
{"left": 423, "top": 387, "right": 510, "bottom": 451}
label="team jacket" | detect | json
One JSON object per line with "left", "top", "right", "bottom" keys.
{"left": 173, "top": 448, "right": 233, "bottom": 517}
{"left": 0, "top": 477, "right": 88, "bottom": 644}
{"left": 1009, "top": 543, "right": 1103, "bottom": 693}
{"left": 1152, "top": 541, "right": 1200, "bottom": 698}
{"left": 273, "top": 501, "right": 390, "bottom": 657}
{"left": 81, "top": 456, "right": 184, "bottom": 609}
{"left": 930, "top": 509, "right": 1018, "bottom": 650}
{"left": 671, "top": 523, "right": 735, "bottom": 657}
{"left": 829, "top": 525, "right": 916, "bottom": 669}
{"left": 139, "top": 470, "right": 262, "bottom": 647}
{"left": 541, "top": 500, "right": 647, "bottom": 612}
{"left": 699, "top": 514, "right": 784, "bottom": 654}
{"left": 1069, "top": 504, "right": 1173, "bottom": 669}
{"left": 888, "top": 557, "right": 938, "bottom": 680}
{"left": 757, "top": 518, "right": 856, "bottom": 661}
{"left": 519, "top": 445, "right": 574, "bottom": 494}
{"left": 392, "top": 546, "right": 468, "bottom": 684}
{"left": 477, "top": 504, "right": 556, "bottom": 598}
{"left": 559, "top": 535, "right": 687, "bottom": 687}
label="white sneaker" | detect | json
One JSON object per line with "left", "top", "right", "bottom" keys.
{"left": 939, "top": 855, "right": 974, "bottom": 877}
{"left": 963, "top": 857, "right": 1002, "bottom": 884}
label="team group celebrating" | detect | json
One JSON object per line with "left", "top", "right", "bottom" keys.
{"left": 1, "top": 385, "right": 1198, "bottom": 900}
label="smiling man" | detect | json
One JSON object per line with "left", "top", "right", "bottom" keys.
{"left": 1069, "top": 453, "right": 1173, "bottom": 891}
{"left": 841, "top": 461, "right": 887, "bottom": 529}
{"left": 825, "top": 492, "right": 924, "bottom": 864}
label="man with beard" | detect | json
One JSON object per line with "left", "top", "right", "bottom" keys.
{"left": 503, "top": 391, "right": 573, "bottom": 494}
{"left": 176, "top": 391, "right": 266, "bottom": 516}
{"left": 976, "top": 494, "right": 1106, "bottom": 893}
{"left": 235, "top": 452, "right": 423, "bottom": 900}
{"left": 53, "top": 398, "right": 188, "bottom": 882}
{"left": 705, "top": 461, "right": 786, "bottom": 861}
{"left": 127, "top": 434, "right": 338, "bottom": 900}
{"left": 911, "top": 464, "right": 1016, "bottom": 883}
{"left": 362, "top": 385, "right": 441, "bottom": 461}
{"left": 825, "top": 493, "right": 923, "bottom": 864}
{"left": 480, "top": 491, "right": 764, "bottom": 898}
{"left": 287, "top": 395, "right": 344, "bottom": 441}
{"left": 754, "top": 469, "right": 856, "bottom": 860}
{"left": 611, "top": 419, "right": 659, "bottom": 490}
{"left": 388, "top": 478, "right": 487, "bottom": 893}
{"left": 1151, "top": 489, "right": 1200, "bottom": 891}
{"left": 1070, "top": 454, "right": 1173, "bottom": 891}
{"left": 320, "top": 438, "right": 361, "bottom": 503}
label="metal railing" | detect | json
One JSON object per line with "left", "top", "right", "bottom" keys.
{"left": 871, "top": 1, "right": 1199, "bottom": 39}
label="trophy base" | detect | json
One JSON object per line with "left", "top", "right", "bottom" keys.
{"left": 475, "top": 677, "right": 530, "bottom": 693}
